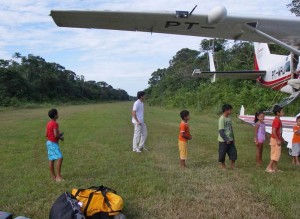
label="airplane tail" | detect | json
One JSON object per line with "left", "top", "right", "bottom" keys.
{"left": 254, "top": 43, "right": 271, "bottom": 70}
{"left": 239, "top": 105, "right": 245, "bottom": 116}
{"left": 208, "top": 52, "right": 216, "bottom": 71}
{"left": 254, "top": 42, "right": 286, "bottom": 71}
{"left": 208, "top": 52, "right": 216, "bottom": 82}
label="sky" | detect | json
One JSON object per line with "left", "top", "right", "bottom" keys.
{"left": 0, "top": 0, "right": 295, "bottom": 96}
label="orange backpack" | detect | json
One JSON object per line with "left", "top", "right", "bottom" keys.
{"left": 71, "top": 186, "right": 123, "bottom": 218}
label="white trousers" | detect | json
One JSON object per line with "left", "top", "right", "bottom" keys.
{"left": 132, "top": 123, "right": 147, "bottom": 151}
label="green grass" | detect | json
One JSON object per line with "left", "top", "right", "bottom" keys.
{"left": 1, "top": 102, "right": 300, "bottom": 218}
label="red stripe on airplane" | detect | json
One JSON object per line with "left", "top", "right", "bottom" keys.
{"left": 257, "top": 75, "right": 291, "bottom": 90}
{"left": 258, "top": 75, "right": 291, "bottom": 85}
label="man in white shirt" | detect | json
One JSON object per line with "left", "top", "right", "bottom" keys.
{"left": 132, "top": 91, "right": 147, "bottom": 152}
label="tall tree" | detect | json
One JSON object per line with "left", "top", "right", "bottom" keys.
{"left": 0, "top": 68, "right": 29, "bottom": 105}
{"left": 199, "top": 39, "right": 228, "bottom": 53}
{"left": 12, "top": 52, "right": 22, "bottom": 59}
{"left": 148, "top": 68, "right": 166, "bottom": 86}
{"left": 287, "top": 0, "right": 300, "bottom": 16}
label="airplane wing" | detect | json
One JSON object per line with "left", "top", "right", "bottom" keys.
{"left": 192, "top": 70, "right": 266, "bottom": 80}
{"left": 50, "top": 6, "right": 300, "bottom": 46}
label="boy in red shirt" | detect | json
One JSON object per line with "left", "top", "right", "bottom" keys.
{"left": 178, "top": 110, "right": 192, "bottom": 168}
{"left": 46, "top": 109, "right": 64, "bottom": 182}
{"left": 266, "top": 105, "right": 284, "bottom": 173}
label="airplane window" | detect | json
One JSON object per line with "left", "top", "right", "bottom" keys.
{"left": 285, "top": 61, "right": 290, "bottom": 72}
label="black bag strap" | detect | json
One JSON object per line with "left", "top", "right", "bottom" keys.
{"left": 100, "top": 189, "right": 111, "bottom": 209}
{"left": 84, "top": 192, "right": 95, "bottom": 215}
{"left": 74, "top": 189, "right": 86, "bottom": 198}
{"left": 88, "top": 185, "right": 116, "bottom": 194}
{"left": 89, "top": 186, "right": 114, "bottom": 211}
{"left": 89, "top": 186, "right": 120, "bottom": 212}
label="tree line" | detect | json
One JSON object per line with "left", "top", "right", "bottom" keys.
{"left": 0, "top": 53, "right": 129, "bottom": 106}
{"left": 2, "top": 41, "right": 299, "bottom": 115}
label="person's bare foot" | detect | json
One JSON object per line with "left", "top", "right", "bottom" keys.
{"left": 265, "top": 169, "right": 275, "bottom": 173}
{"left": 55, "top": 177, "right": 64, "bottom": 182}
{"left": 220, "top": 164, "right": 226, "bottom": 170}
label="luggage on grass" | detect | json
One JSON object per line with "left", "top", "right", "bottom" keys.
{"left": 49, "top": 192, "right": 85, "bottom": 219}
{"left": 0, "top": 212, "right": 12, "bottom": 219}
{"left": 0, "top": 211, "right": 31, "bottom": 219}
{"left": 71, "top": 186, "right": 123, "bottom": 218}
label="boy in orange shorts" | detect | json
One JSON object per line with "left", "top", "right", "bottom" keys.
{"left": 178, "top": 110, "right": 192, "bottom": 168}
{"left": 266, "top": 105, "right": 284, "bottom": 173}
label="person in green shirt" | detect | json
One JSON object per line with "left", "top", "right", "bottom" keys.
{"left": 218, "top": 104, "right": 237, "bottom": 169}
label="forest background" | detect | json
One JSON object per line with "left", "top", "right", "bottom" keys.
{"left": 1, "top": 39, "right": 300, "bottom": 116}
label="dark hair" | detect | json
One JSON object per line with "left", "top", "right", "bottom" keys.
{"left": 296, "top": 116, "right": 300, "bottom": 121}
{"left": 222, "top": 104, "right": 232, "bottom": 113}
{"left": 180, "top": 110, "right": 189, "bottom": 120}
{"left": 48, "top": 109, "right": 58, "bottom": 119}
{"left": 137, "top": 91, "right": 145, "bottom": 99}
{"left": 254, "top": 110, "right": 265, "bottom": 123}
{"left": 273, "top": 105, "right": 283, "bottom": 115}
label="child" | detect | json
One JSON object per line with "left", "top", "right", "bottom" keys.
{"left": 254, "top": 111, "right": 266, "bottom": 166}
{"left": 45, "top": 109, "right": 64, "bottom": 182}
{"left": 218, "top": 104, "right": 237, "bottom": 169}
{"left": 291, "top": 116, "right": 300, "bottom": 165}
{"left": 266, "top": 105, "right": 284, "bottom": 173}
{"left": 178, "top": 110, "right": 192, "bottom": 168}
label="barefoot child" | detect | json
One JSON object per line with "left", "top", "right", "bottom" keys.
{"left": 218, "top": 104, "right": 237, "bottom": 169}
{"left": 291, "top": 116, "right": 300, "bottom": 165}
{"left": 45, "top": 109, "right": 64, "bottom": 182}
{"left": 266, "top": 105, "right": 284, "bottom": 173}
{"left": 178, "top": 110, "right": 192, "bottom": 168}
{"left": 254, "top": 111, "right": 266, "bottom": 166}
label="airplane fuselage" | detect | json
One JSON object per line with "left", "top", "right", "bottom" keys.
{"left": 257, "top": 55, "right": 292, "bottom": 93}
{"left": 254, "top": 43, "right": 297, "bottom": 94}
